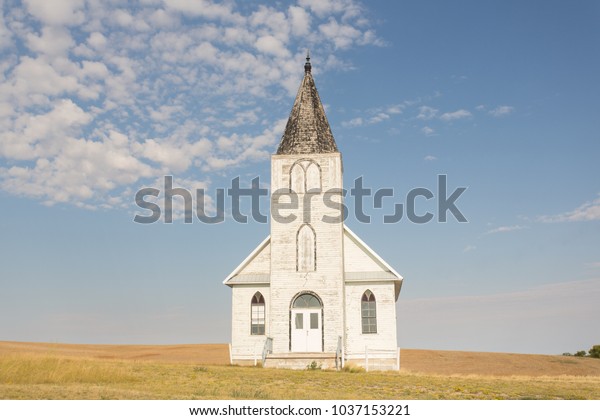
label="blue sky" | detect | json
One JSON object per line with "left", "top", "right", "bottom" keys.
{"left": 0, "top": 0, "right": 599, "bottom": 355}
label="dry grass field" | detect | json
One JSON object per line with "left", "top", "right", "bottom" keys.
{"left": 1, "top": 341, "right": 599, "bottom": 400}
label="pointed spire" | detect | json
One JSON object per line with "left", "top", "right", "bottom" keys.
{"left": 276, "top": 55, "right": 338, "bottom": 155}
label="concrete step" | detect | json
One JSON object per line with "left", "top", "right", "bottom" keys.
{"left": 264, "top": 352, "right": 339, "bottom": 369}
{"left": 267, "top": 352, "right": 336, "bottom": 359}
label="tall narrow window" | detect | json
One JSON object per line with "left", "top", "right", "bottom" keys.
{"left": 290, "top": 163, "right": 305, "bottom": 193}
{"left": 297, "top": 224, "right": 316, "bottom": 272}
{"left": 305, "top": 162, "right": 321, "bottom": 192}
{"left": 361, "top": 290, "right": 377, "bottom": 334}
{"left": 251, "top": 292, "right": 265, "bottom": 335}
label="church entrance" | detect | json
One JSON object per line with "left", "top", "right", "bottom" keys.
{"left": 291, "top": 293, "right": 323, "bottom": 352}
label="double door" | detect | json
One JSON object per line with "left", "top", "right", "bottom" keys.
{"left": 291, "top": 309, "right": 321, "bottom": 352}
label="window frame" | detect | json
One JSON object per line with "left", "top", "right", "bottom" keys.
{"left": 296, "top": 223, "right": 316, "bottom": 272}
{"left": 361, "top": 290, "right": 377, "bottom": 334}
{"left": 289, "top": 160, "right": 322, "bottom": 193}
{"left": 251, "top": 292, "right": 265, "bottom": 335}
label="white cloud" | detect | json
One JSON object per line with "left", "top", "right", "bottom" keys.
{"left": 189, "top": 41, "right": 219, "bottom": 64}
{"left": 416, "top": 105, "right": 438, "bottom": 120}
{"left": 222, "top": 27, "right": 255, "bottom": 46}
{"left": 485, "top": 225, "right": 528, "bottom": 235}
{"left": 299, "top": 0, "right": 352, "bottom": 18}
{"left": 140, "top": 139, "right": 196, "bottom": 173}
{"left": 9, "top": 57, "right": 83, "bottom": 105}
{"left": 421, "top": 126, "right": 435, "bottom": 136}
{"left": 250, "top": 6, "right": 290, "bottom": 43}
{"left": 538, "top": 196, "right": 600, "bottom": 222}
{"left": 86, "top": 32, "right": 107, "bottom": 51}
{"left": 489, "top": 105, "right": 514, "bottom": 117}
{"left": 439, "top": 109, "right": 472, "bottom": 121}
{"left": 255, "top": 35, "right": 289, "bottom": 57}
{"left": 288, "top": 6, "right": 311, "bottom": 37}
{"left": 162, "top": 0, "right": 239, "bottom": 22}
{"left": 1, "top": 131, "right": 155, "bottom": 206}
{"left": 386, "top": 105, "right": 403, "bottom": 115}
{"left": 368, "top": 112, "right": 389, "bottom": 124}
{"left": 319, "top": 18, "right": 361, "bottom": 49}
{"left": 112, "top": 9, "right": 134, "bottom": 28}
{"left": 0, "top": 5, "right": 12, "bottom": 50}
{"left": 147, "top": 9, "right": 178, "bottom": 27}
{"left": 463, "top": 244, "right": 476, "bottom": 252}
{"left": 424, "top": 155, "right": 437, "bottom": 161}
{"left": 23, "top": 0, "right": 85, "bottom": 26}
{"left": 341, "top": 103, "right": 404, "bottom": 128}
{"left": 0, "top": 1, "right": 384, "bottom": 209}
{"left": 80, "top": 60, "right": 109, "bottom": 80}
{"left": 341, "top": 117, "right": 363, "bottom": 128}
{"left": 26, "top": 26, "right": 74, "bottom": 57}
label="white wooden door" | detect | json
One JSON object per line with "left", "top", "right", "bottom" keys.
{"left": 291, "top": 309, "right": 321, "bottom": 352}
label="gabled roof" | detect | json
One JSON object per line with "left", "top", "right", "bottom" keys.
{"left": 223, "top": 226, "right": 404, "bottom": 299}
{"left": 276, "top": 54, "right": 338, "bottom": 155}
{"left": 343, "top": 225, "right": 404, "bottom": 300}
{"left": 223, "top": 236, "right": 270, "bottom": 287}
{"left": 343, "top": 225, "right": 403, "bottom": 280}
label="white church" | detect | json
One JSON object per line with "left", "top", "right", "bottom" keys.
{"left": 224, "top": 55, "right": 403, "bottom": 370}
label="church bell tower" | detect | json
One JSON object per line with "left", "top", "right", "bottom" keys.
{"left": 269, "top": 53, "right": 345, "bottom": 354}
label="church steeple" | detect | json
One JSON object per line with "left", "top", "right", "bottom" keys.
{"left": 276, "top": 55, "right": 338, "bottom": 155}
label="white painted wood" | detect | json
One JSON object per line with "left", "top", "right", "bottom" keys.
{"left": 343, "top": 226, "right": 403, "bottom": 280}
{"left": 239, "top": 242, "right": 270, "bottom": 275}
{"left": 343, "top": 230, "right": 389, "bottom": 272}
{"left": 230, "top": 285, "right": 270, "bottom": 359}
{"left": 344, "top": 282, "right": 398, "bottom": 358}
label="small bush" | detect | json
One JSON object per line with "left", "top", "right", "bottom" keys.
{"left": 574, "top": 351, "right": 587, "bottom": 357}
{"left": 341, "top": 364, "right": 365, "bottom": 373}
{"left": 306, "top": 361, "right": 321, "bottom": 370}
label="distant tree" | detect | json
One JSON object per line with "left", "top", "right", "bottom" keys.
{"left": 574, "top": 350, "right": 587, "bottom": 357}
{"left": 589, "top": 345, "right": 600, "bottom": 359}
{"left": 562, "top": 352, "right": 573, "bottom": 356}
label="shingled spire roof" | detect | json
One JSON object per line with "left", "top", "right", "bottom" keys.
{"left": 276, "top": 53, "right": 338, "bottom": 155}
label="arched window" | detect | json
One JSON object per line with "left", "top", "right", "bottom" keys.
{"left": 305, "top": 162, "right": 321, "bottom": 192}
{"left": 292, "top": 293, "right": 322, "bottom": 308}
{"left": 251, "top": 292, "right": 265, "bottom": 335}
{"left": 297, "top": 224, "right": 316, "bottom": 272}
{"left": 361, "top": 290, "right": 377, "bottom": 334}
{"left": 290, "top": 163, "right": 305, "bottom": 193}
{"left": 289, "top": 160, "right": 321, "bottom": 193}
